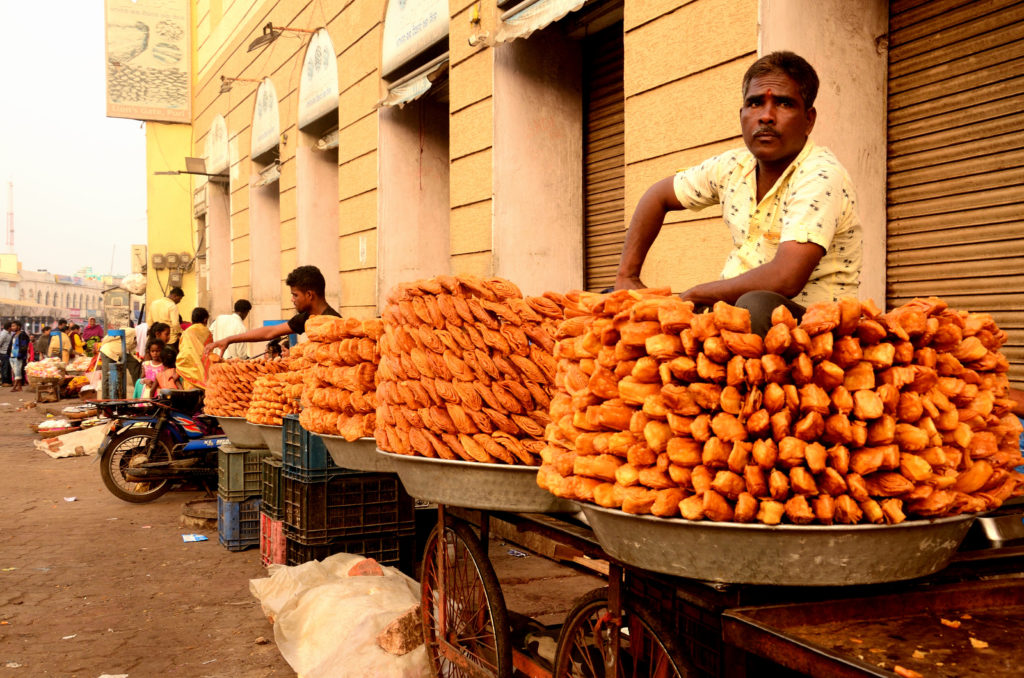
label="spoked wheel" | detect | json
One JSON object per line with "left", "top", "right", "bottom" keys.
{"left": 553, "top": 588, "right": 694, "bottom": 678}
{"left": 100, "top": 427, "right": 173, "bottom": 503}
{"left": 421, "top": 521, "right": 511, "bottom": 678}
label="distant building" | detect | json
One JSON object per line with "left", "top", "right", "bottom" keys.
{"left": 0, "top": 255, "right": 106, "bottom": 333}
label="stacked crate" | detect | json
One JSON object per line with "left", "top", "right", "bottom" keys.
{"left": 260, "top": 457, "right": 286, "bottom": 565}
{"left": 281, "top": 414, "right": 416, "bottom": 573}
{"left": 217, "top": 444, "right": 270, "bottom": 551}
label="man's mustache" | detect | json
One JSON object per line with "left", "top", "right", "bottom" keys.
{"left": 753, "top": 127, "right": 779, "bottom": 137}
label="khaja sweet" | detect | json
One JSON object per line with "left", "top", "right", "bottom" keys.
{"left": 375, "top": 275, "right": 567, "bottom": 465}
{"left": 299, "top": 316, "right": 381, "bottom": 441}
{"left": 204, "top": 358, "right": 291, "bottom": 417}
{"left": 538, "top": 290, "right": 1023, "bottom": 524}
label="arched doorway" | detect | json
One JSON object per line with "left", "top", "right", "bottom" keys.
{"left": 204, "top": 115, "right": 231, "bottom": 316}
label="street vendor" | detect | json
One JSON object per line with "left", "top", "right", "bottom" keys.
{"left": 176, "top": 307, "right": 212, "bottom": 390}
{"left": 615, "top": 51, "right": 862, "bottom": 335}
{"left": 99, "top": 328, "right": 142, "bottom": 398}
{"left": 82, "top": 317, "right": 104, "bottom": 343}
{"left": 209, "top": 299, "right": 252, "bottom": 360}
{"left": 203, "top": 266, "right": 340, "bottom": 358}
{"left": 149, "top": 287, "right": 184, "bottom": 349}
{"left": 47, "top": 321, "right": 74, "bottom": 362}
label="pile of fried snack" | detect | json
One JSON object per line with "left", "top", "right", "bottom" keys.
{"left": 205, "top": 359, "right": 291, "bottom": 417}
{"left": 375, "top": 275, "right": 567, "bottom": 465}
{"left": 298, "top": 316, "right": 381, "bottom": 441}
{"left": 538, "top": 290, "right": 1023, "bottom": 524}
{"left": 245, "top": 352, "right": 305, "bottom": 426}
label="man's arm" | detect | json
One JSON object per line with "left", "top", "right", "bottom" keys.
{"left": 615, "top": 177, "right": 684, "bottom": 290}
{"left": 680, "top": 241, "right": 825, "bottom": 306}
{"left": 203, "top": 323, "right": 291, "bottom": 357}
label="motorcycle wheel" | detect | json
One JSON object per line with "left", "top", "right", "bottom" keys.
{"left": 100, "top": 427, "right": 174, "bottom": 503}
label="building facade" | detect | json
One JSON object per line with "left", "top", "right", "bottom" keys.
{"left": 140, "top": 0, "right": 1023, "bottom": 387}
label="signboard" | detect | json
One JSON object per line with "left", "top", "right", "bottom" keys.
{"left": 381, "top": 0, "right": 448, "bottom": 78}
{"left": 105, "top": 0, "right": 191, "bottom": 123}
{"left": 298, "top": 29, "right": 339, "bottom": 130}
{"left": 205, "top": 115, "right": 229, "bottom": 175}
{"left": 251, "top": 79, "right": 280, "bottom": 161}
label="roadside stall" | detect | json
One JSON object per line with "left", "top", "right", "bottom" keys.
{"left": 369, "top": 275, "right": 1022, "bottom": 678}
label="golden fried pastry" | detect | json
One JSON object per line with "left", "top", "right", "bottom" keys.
{"left": 757, "top": 499, "right": 786, "bottom": 525}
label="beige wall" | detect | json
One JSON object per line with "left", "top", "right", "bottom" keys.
{"left": 165, "top": 0, "right": 890, "bottom": 323}
{"left": 760, "top": 0, "right": 889, "bottom": 305}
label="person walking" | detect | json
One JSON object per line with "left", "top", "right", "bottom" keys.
{"left": 8, "top": 321, "right": 30, "bottom": 392}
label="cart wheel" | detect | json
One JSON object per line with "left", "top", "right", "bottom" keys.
{"left": 553, "top": 587, "right": 694, "bottom": 678}
{"left": 421, "top": 520, "right": 511, "bottom": 678}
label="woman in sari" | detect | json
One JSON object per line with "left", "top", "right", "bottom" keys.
{"left": 175, "top": 307, "right": 212, "bottom": 390}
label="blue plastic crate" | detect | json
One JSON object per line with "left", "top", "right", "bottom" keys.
{"left": 218, "top": 496, "right": 261, "bottom": 551}
{"left": 281, "top": 414, "right": 360, "bottom": 481}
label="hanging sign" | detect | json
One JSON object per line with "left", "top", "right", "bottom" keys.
{"left": 251, "top": 79, "right": 280, "bottom": 160}
{"left": 104, "top": 0, "right": 191, "bottom": 123}
{"left": 381, "top": 0, "right": 449, "bottom": 78}
{"left": 205, "top": 115, "right": 229, "bottom": 175}
{"left": 298, "top": 29, "right": 339, "bottom": 130}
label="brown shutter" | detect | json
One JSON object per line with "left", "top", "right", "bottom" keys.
{"left": 582, "top": 25, "right": 625, "bottom": 292}
{"left": 887, "top": 0, "right": 1024, "bottom": 388}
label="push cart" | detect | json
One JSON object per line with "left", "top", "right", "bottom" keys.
{"left": 381, "top": 450, "right": 1004, "bottom": 678}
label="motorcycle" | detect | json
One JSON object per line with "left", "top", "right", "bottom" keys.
{"left": 97, "top": 389, "right": 227, "bottom": 503}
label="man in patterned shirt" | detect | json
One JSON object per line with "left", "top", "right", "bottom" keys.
{"left": 615, "top": 51, "right": 862, "bottom": 335}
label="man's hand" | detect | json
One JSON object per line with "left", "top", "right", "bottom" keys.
{"left": 614, "top": 274, "right": 647, "bottom": 290}
{"left": 203, "top": 340, "right": 227, "bottom": 357}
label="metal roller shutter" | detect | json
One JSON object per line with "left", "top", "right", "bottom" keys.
{"left": 582, "top": 25, "right": 624, "bottom": 292}
{"left": 887, "top": 0, "right": 1024, "bottom": 388}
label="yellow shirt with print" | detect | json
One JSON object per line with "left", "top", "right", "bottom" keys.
{"left": 149, "top": 296, "right": 182, "bottom": 343}
{"left": 672, "top": 140, "right": 862, "bottom": 305}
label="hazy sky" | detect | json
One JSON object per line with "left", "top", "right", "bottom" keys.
{"left": 0, "top": 1, "right": 147, "bottom": 277}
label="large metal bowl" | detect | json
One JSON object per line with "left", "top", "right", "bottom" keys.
{"left": 319, "top": 436, "right": 394, "bottom": 472}
{"left": 380, "top": 450, "right": 577, "bottom": 513}
{"left": 581, "top": 504, "right": 976, "bottom": 586}
{"left": 215, "top": 416, "right": 267, "bottom": 449}
{"left": 253, "top": 423, "right": 283, "bottom": 458}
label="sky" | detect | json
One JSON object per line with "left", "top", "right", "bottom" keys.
{"left": 0, "top": 1, "right": 147, "bottom": 277}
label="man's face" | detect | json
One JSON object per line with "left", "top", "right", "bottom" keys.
{"left": 290, "top": 288, "right": 315, "bottom": 314}
{"left": 170, "top": 293, "right": 183, "bottom": 304}
{"left": 740, "top": 72, "right": 816, "bottom": 168}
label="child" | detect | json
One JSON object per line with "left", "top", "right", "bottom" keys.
{"left": 154, "top": 347, "right": 181, "bottom": 392}
{"left": 134, "top": 339, "right": 166, "bottom": 398}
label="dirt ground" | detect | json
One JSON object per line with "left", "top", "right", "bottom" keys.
{"left": 0, "top": 387, "right": 292, "bottom": 677}
{"left": 0, "top": 387, "right": 604, "bottom": 677}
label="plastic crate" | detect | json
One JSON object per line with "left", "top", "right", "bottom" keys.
{"left": 285, "top": 532, "right": 417, "bottom": 576}
{"left": 260, "top": 457, "right": 285, "bottom": 520}
{"left": 218, "top": 445, "right": 272, "bottom": 501}
{"left": 217, "top": 496, "right": 261, "bottom": 552}
{"left": 283, "top": 473, "right": 415, "bottom": 542}
{"left": 281, "top": 414, "right": 359, "bottom": 481}
{"left": 260, "top": 513, "right": 286, "bottom": 566}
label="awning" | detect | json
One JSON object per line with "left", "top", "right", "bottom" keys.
{"left": 376, "top": 55, "right": 449, "bottom": 109}
{"left": 254, "top": 162, "right": 280, "bottom": 187}
{"left": 494, "top": 0, "right": 588, "bottom": 43}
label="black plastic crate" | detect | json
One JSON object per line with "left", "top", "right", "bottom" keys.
{"left": 260, "top": 457, "right": 284, "bottom": 520}
{"left": 283, "top": 472, "right": 415, "bottom": 542}
{"left": 285, "top": 532, "right": 416, "bottom": 576}
{"left": 218, "top": 496, "right": 261, "bottom": 552}
{"left": 282, "top": 414, "right": 359, "bottom": 481}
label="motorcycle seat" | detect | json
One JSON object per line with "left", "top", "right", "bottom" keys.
{"left": 160, "top": 389, "right": 205, "bottom": 414}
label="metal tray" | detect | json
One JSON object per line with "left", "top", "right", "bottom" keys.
{"left": 253, "top": 423, "right": 283, "bottom": 458}
{"left": 723, "top": 579, "right": 1024, "bottom": 678}
{"left": 581, "top": 504, "right": 976, "bottom": 586}
{"left": 379, "top": 450, "right": 577, "bottom": 513}
{"left": 215, "top": 416, "right": 267, "bottom": 450}
{"left": 319, "top": 435, "right": 394, "bottom": 472}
